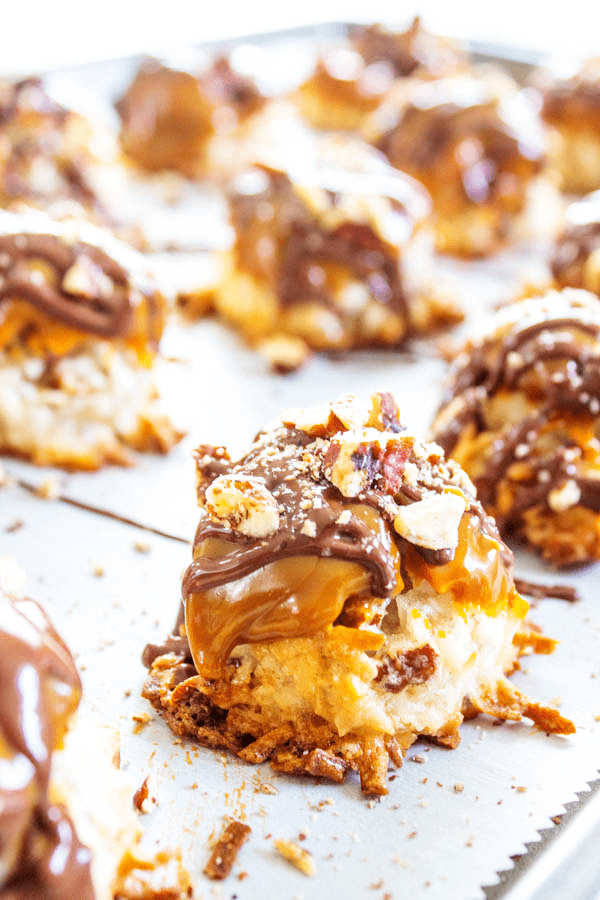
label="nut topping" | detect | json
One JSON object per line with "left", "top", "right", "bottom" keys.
{"left": 204, "top": 474, "right": 280, "bottom": 538}
{"left": 393, "top": 492, "right": 466, "bottom": 550}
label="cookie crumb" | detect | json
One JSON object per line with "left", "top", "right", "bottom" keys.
{"left": 274, "top": 839, "right": 315, "bottom": 876}
{"left": 204, "top": 820, "right": 251, "bottom": 880}
{"left": 35, "top": 477, "right": 60, "bottom": 500}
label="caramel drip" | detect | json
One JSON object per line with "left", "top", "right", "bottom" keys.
{"left": 0, "top": 232, "right": 134, "bottom": 339}
{"left": 0, "top": 591, "right": 94, "bottom": 899}
{"left": 185, "top": 548, "right": 372, "bottom": 676}
{"left": 406, "top": 513, "right": 527, "bottom": 618}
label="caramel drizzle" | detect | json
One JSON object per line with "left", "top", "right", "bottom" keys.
{"left": 435, "top": 311, "right": 600, "bottom": 520}
{"left": 0, "top": 232, "right": 134, "bottom": 338}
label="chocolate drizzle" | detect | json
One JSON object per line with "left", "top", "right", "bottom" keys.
{"left": 181, "top": 393, "right": 517, "bottom": 673}
{"left": 433, "top": 291, "right": 600, "bottom": 528}
{"left": 0, "top": 232, "right": 134, "bottom": 338}
{"left": 229, "top": 164, "right": 419, "bottom": 337}
{"left": 0, "top": 213, "right": 165, "bottom": 345}
{"left": 0, "top": 590, "right": 95, "bottom": 899}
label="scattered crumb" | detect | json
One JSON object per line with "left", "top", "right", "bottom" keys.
{"left": 410, "top": 755, "right": 425, "bottom": 764}
{"left": 274, "top": 839, "right": 315, "bottom": 876}
{"left": 454, "top": 783, "right": 464, "bottom": 793}
{"left": 204, "top": 820, "right": 252, "bottom": 881}
{"left": 5, "top": 519, "right": 23, "bottom": 533}
{"left": 132, "top": 712, "right": 152, "bottom": 734}
{"left": 516, "top": 786, "right": 527, "bottom": 793}
{"left": 407, "top": 832, "right": 417, "bottom": 840}
{"left": 258, "top": 782, "right": 278, "bottom": 795}
{"left": 35, "top": 477, "right": 60, "bottom": 500}
{"left": 552, "top": 815, "right": 562, "bottom": 825}
{"left": 112, "top": 747, "right": 121, "bottom": 769}
{"left": 134, "top": 540, "right": 151, "bottom": 554}
{"left": 370, "top": 880, "right": 384, "bottom": 890}
{"left": 92, "top": 565, "right": 105, "bottom": 578}
{"left": 133, "top": 776, "right": 157, "bottom": 813}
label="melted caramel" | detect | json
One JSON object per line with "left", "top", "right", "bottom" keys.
{"left": 0, "top": 297, "right": 162, "bottom": 364}
{"left": 407, "top": 514, "right": 528, "bottom": 618}
{"left": 185, "top": 545, "right": 372, "bottom": 677}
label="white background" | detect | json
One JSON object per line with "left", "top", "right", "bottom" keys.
{"left": 4, "top": 0, "right": 600, "bottom": 75}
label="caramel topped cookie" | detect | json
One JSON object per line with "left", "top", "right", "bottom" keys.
{"left": 117, "top": 53, "right": 267, "bottom": 179}
{"left": 0, "top": 209, "right": 182, "bottom": 469}
{"left": 294, "top": 18, "right": 467, "bottom": 132}
{"left": 551, "top": 191, "right": 600, "bottom": 295}
{"left": 432, "top": 288, "right": 600, "bottom": 565}
{"left": 366, "top": 73, "right": 560, "bottom": 256}
{"left": 538, "top": 58, "right": 600, "bottom": 193}
{"left": 0, "top": 76, "right": 118, "bottom": 223}
{"left": 143, "top": 393, "right": 572, "bottom": 795}
{"left": 216, "top": 138, "right": 461, "bottom": 369}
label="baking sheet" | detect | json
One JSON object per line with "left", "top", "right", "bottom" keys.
{"left": 2, "top": 478, "right": 599, "bottom": 900}
{"left": 2, "top": 26, "right": 600, "bottom": 900}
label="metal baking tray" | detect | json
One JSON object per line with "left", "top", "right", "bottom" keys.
{"left": 2, "top": 22, "right": 599, "bottom": 900}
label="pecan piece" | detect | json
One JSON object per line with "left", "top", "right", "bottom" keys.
{"left": 375, "top": 644, "right": 438, "bottom": 693}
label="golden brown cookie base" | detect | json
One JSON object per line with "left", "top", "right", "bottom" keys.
{"left": 0, "top": 411, "right": 183, "bottom": 471}
{"left": 547, "top": 126, "right": 600, "bottom": 194}
{"left": 215, "top": 256, "right": 463, "bottom": 361}
{"left": 520, "top": 506, "right": 600, "bottom": 567}
{"left": 143, "top": 632, "right": 572, "bottom": 795}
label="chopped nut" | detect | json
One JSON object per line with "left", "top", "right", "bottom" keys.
{"left": 133, "top": 776, "right": 156, "bottom": 813}
{"left": 204, "top": 474, "right": 279, "bottom": 538}
{"left": 274, "top": 839, "right": 315, "bottom": 876}
{"left": 282, "top": 394, "right": 368, "bottom": 437}
{"left": 132, "top": 712, "right": 152, "bottom": 734}
{"left": 258, "top": 334, "right": 311, "bottom": 373}
{"left": 393, "top": 492, "right": 466, "bottom": 550}
{"left": 62, "top": 255, "right": 113, "bottom": 298}
{"left": 322, "top": 429, "right": 409, "bottom": 498}
{"left": 548, "top": 479, "right": 581, "bottom": 512}
{"left": 258, "top": 782, "right": 279, "bottom": 795}
{"left": 366, "top": 391, "right": 403, "bottom": 433}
